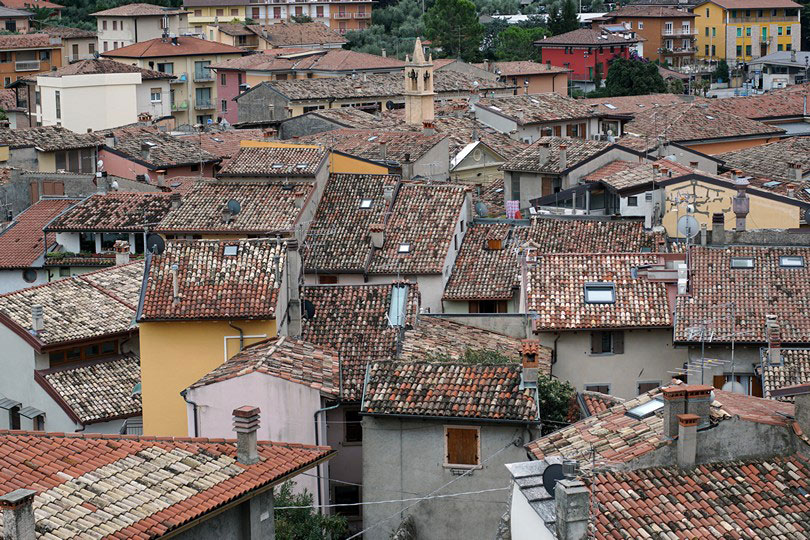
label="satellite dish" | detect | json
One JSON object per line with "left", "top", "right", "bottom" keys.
{"left": 475, "top": 201, "right": 488, "bottom": 217}
{"left": 542, "top": 463, "right": 565, "bottom": 499}
{"left": 722, "top": 380, "right": 745, "bottom": 394}
{"left": 302, "top": 299, "right": 316, "bottom": 320}
{"left": 385, "top": 100, "right": 395, "bottom": 110}
{"left": 226, "top": 199, "right": 241, "bottom": 215}
{"left": 146, "top": 234, "right": 165, "bottom": 255}
{"left": 97, "top": 159, "right": 104, "bottom": 171}
{"left": 677, "top": 215, "right": 700, "bottom": 239}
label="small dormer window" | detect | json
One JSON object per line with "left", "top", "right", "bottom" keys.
{"left": 398, "top": 243, "right": 411, "bottom": 254}
{"left": 584, "top": 283, "right": 615, "bottom": 304}
{"left": 730, "top": 257, "right": 754, "bottom": 269}
{"left": 360, "top": 199, "right": 373, "bottom": 209}
{"left": 224, "top": 245, "right": 238, "bottom": 256}
{"left": 271, "top": 163, "right": 284, "bottom": 169}
{"left": 780, "top": 255, "right": 804, "bottom": 268}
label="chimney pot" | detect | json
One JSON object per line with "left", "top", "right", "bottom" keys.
{"left": 521, "top": 339, "right": 540, "bottom": 384}
{"left": 711, "top": 212, "right": 725, "bottom": 245}
{"left": 554, "top": 479, "right": 589, "bottom": 540}
{"left": 114, "top": 240, "right": 130, "bottom": 265}
{"left": 170, "top": 193, "right": 181, "bottom": 209}
{"left": 369, "top": 223, "right": 384, "bottom": 249}
{"left": 294, "top": 189, "right": 306, "bottom": 209}
{"left": 171, "top": 263, "right": 180, "bottom": 304}
{"left": 31, "top": 305, "right": 44, "bottom": 333}
{"left": 233, "top": 406, "right": 261, "bottom": 465}
{"left": 0, "top": 488, "right": 36, "bottom": 540}
{"left": 558, "top": 144, "right": 568, "bottom": 170}
{"left": 422, "top": 121, "right": 435, "bottom": 136}
{"left": 662, "top": 386, "right": 686, "bottom": 439}
{"left": 157, "top": 170, "right": 166, "bottom": 188}
{"left": 380, "top": 141, "right": 387, "bottom": 161}
{"left": 676, "top": 413, "right": 699, "bottom": 469}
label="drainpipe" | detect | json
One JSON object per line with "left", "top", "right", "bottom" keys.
{"left": 181, "top": 389, "right": 199, "bottom": 437}
{"left": 313, "top": 400, "right": 340, "bottom": 512}
{"left": 228, "top": 321, "right": 245, "bottom": 351}
{"left": 551, "top": 333, "right": 561, "bottom": 376}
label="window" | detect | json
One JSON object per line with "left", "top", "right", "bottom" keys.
{"left": 157, "top": 62, "right": 173, "bottom": 74}
{"left": 89, "top": 42, "right": 95, "bottom": 55}
{"left": 333, "top": 486, "right": 361, "bottom": 517}
{"left": 79, "top": 232, "right": 95, "bottom": 252}
{"left": 705, "top": 27, "right": 709, "bottom": 37}
{"left": 237, "top": 73, "right": 243, "bottom": 86}
{"left": 787, "top": 26, "right": 791, "bottom": 35}
{"left": 216, "top": 8, "right": 223, "bottom": 16}
{"left": 626, "top": 398, "right": 663, "bottom": 419}
{"left": 778, "top": 44, "right": 783, "bottom": 51}
{"left": 221, "top": 99, "right": 227, "bottom": 112}
{"left": 778, "top": 26, "right": 783, "bottom": 35}
{"left": 627, "top": 196, "right": 638, "bottom": 207}
{"left": 705, "top": 8, "right": 709, "bottom": 17}
{"left": 780, "top": 255, "right": 804, "bottom": 267}
{"left": 705, "top": 45, "right": 709, "bottom": 56}
{"left": 251, "top": 7, "right": 259, "bottom": 18}
{"left": 9, "top": 405, "right": 20, "bottom": 430}
{"left": 787, "top": 43, "right": 792, "bottom": 50}
{"left": 711, "top": 45, "right": 716, "bottom": 56}
{"left": 102, "top": 20, "right": 107, "bottom": 30}
{"left": 22, "top": 269, "right": 37, "bottom": 283}
{"left": 731, "top": 9, "right": 736, "bottom": 17}
{"left": 101, "top": 233, "right": 128, "bottom": 251}
{"left": 194, "top": 9, "right": 202, "bottom": 16}
{"left": 757, "top": 9, "right": 763, "bottom": 17}
{"left": 231, "top": 8, "right": 238, "bottom": 15}
{"left": 746, "top": 44, "right": 752, "bottom": 56}
{"left": 318, "top": 275, "right": 338, "bottom": 284}
{"left": 344, "top": 407, "right": 362, "bottom": 442}
{"left": 585, "top": 384, "right": 610, "bottom": 394}
{"left": 59, "top": 266, "right": 70, "bottom": 277}
{"left": 55, "top": 148, "right": 94, "bottom": 174}
{"left": 33, "top": 415, "right": 45, "bottom": 431}
{"left": 737, "top": 28, "right": 742, "bottom": 37}
{"left": 730, "top": 257, "right": 754, "bottom": 268}
{"left": 221, "top": 73, "right": 226, "bottom": 85}
{"left": 103, "top": 41, "right": 108, "bottom": 52}
{"left": 746, "top": 27, "right": 751, "bottom": 36}
{"left": 468, "top": 300, "right": 507, "bottom": 313}
{"left": 150, "top": 88, "right": 161, "bottom": 102}
{"left": 54, "top": 90, "right": 60, "bottom": 119}
{"left": 590, "top": 331, "right": 624, "bottom": 355}
{"left": 359, "top": 198, "right": 373, "bottom": 209}
{"left": 638, "top": 21, "right": 643, "bottom": 29}
{"left": 584, "top": 283, "right": 615, "bottom": 304}
{"left": 4, "top": 19, "right": 14, "bottom": 32}
{"left": 745, "top": 9, "right": 750, "bottom": 16}
{"left": 223, "top": 245, "right": 238, "bottom": 256}
{"left": 637, "top": 381, "right": 660, "bottom": 394}
{"left": 737, "top": 45, "right": 743, "bottom": 57}
{"left": 316, "top": 5, "right": 324, "bottom": 17}
{"left": 445, "top": 426, "right": 480, "bottom": 467}
{"left": 112, "top": 20, "right": 117, "bottom": 30}
{"left": 273, "top": 6, "right": 281, "bottom": 18}
{"left": 398, "top": 243, "right": 410, "bottom": 254}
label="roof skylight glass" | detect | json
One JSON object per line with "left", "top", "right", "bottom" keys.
{"left": 626, "top": 398, "right": 663, "bottom": 420}
{"left": 730, "top": 257, "right": 755, "bottom": 269}
{"left": 223, "top": 245, "right": 238, "bottom": 256}
{"left": 360, "top": 198, "right": 373, "bottom": 209}
{"left": 604, "top": 103, "right": 617, "bottom": 109}
{"left": 780, "top": 255, "right": 804, "bottom": 268}
{"left": 584, "top": 283, "right": 616, "bottom": 304}
{"left": 763, "top": 181, "right": 782, "bottom": 188}
{"left": 271, "top": 163, "right": 284, "bottom": 169}
{"left": 398, "top": 243, "right": 411, "bottom": 254}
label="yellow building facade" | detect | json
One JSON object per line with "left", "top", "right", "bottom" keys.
{"left": 187, "top": 5, "right": 246, "bottom": 28}
{"left": 695, "top": 0, "right": 801, "bottom": 63}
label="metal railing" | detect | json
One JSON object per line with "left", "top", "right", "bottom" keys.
{"left": 15, "top": 60, "right": 40, "bottom": 71}
{"left": 333, "top": 12, "right": 352, "bottom": 18}
{"left": 193, "top": 70, "right": 214, "bottom": 82}
{"left": 353, "top": 12, "right": 370, "bottom": 18}
{"left": 728, "top": 15, "right": 797, "bottom": 23}
{"left": 170, "top": 72, "right": 187, "bottom": 84}
{"left": 662, "top": 29, "right": 696, "bottom": 37}
{"left": 194, "top": 100, "right": 214, "bottom": 110}
{"left": 172, "top": 100, "right": 188, "bottom": 111}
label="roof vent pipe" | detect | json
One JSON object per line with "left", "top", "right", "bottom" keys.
{"left": 31, "top": 305, "right": 44, "bottom": 334}
{"left": 233, "top": 406, "right": 261, "bottom": 465}
{"left": 171, "top": 263, "right": 180, "bottom": 304}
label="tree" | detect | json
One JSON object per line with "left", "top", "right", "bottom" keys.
{"left": 343, "top": 0, "right": 425, "bottom": 59}
{"left": 291, "top": 14, "right": 313, "bottom": 23}
{"left": 535, "top": 376, "right": 575, "bottom": 435}
{"left": 494, "top": 26, "right": 548, "bottom": 61}
{"left": 274, "top": 481, "right": 348, "bottom": 540}
{"left": 589, "top": 0, "right": 605, "bottom": 12}
{"left": 547, "top": 0, "right": 579, "bottom": 35}
{"left": 425, "top": 0, "right": 485, "bottom": 61}
{"left": 713, "top": 59, "right": 729, "bottom": 83}
{"left": 603, "top": 57, "right": 667, "bottom": 96}
{"left": 667, "top": 77, "right": 685, "bottom": 94}
{"left": 591, "top": 60, "right": 603, "bottom": 87}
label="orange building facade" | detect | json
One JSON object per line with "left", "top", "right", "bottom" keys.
{"left": 604, "top": 6, "right": 697, "bottom": 68}
{"left": 0, "top": 35, "right": 63, "bottom": 88}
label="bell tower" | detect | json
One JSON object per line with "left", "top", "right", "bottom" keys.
{"left": 404, "top": 38, "right": 435, "bottom": 126}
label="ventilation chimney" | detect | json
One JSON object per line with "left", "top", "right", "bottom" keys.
{"left": 284, "top": 239, "right": 302, "bottom": 338}
{"left": 423, "top": 121, "right": 435, "bottom": 136}
{"left": 661, "top": 385, "right": 686, "bottom": 439}
{"left": 554, "top": 479, "right": 589, "bottom": 540}
{"left": 294, "top": 189, "right": 306, "bottom": 210}
{"left": 790, "top": 162, "right": 803, "bottom": 184}
{"left": 676, "top": 262, "right": 687, "bottom": 295}
{"left": 156, "top": 170, "right": 166, "bottom": 188}
{"left": 791, "top": 49, "right": 797, "bottom": 62}
{"left": 381, "top": 48, "right": 386, "bottom": 57}
{"left": 766, "top": 313, "right": 782, "bottom": 365}
{"left": 370, "top": 223, "right": 384, "bottom": 249}
{"left": 711, "top": 212, "right": 725, "bottom": 245}
{"left": 31, "top": 305, "right": 44, "bottom": 334}
{"left": 521, "top": 339, "right": 540, "bottom": 385}
{"left": 104, "top": 134, "right": 116, "bottom": 148}
{"left": 233, "top": 406, "right": 261, "bottom": 465}
{"left": 140, "top": 142, "right": 152, "bottom": 161}
{"left": 114, "top": 240, "right": 130, "bottom": 265}
{"left": 379, "top": 141, "right": 387, "bottom": 161}
{"left": 171, "top": 263, "right": 180, "bottom": 304}
{"left": 558, "top": 143, "right": 567, "bottom": 170}
{"left": 170, "top": 193, "right": 181, "bottom": 209}
{"left": 383, "top": 184, "right": 395, "bottom": 204}
{"left": 787, "top": 183, "right": 796, "bottom": 198}
{"left": 537, "top": 142, "right": 550, "bottom": 165}
{"left": 699, "top": 223, "right": 707, "bottom": 246}
{"left": 732, "top": 177, "right": 750, "bottom": 231}
{"left": 685, "top": 385, "right": 712, "bottom": 428}
{"left": 402, "top": 153, "right": 414, "bottom": 180}
{"left": 676, "top": 413, "right": 698, "bottom": 469}
{"left": 0, "top": 489, "right": 36, "bottom": 540}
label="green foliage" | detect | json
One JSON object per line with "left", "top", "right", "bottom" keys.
{"left": 474, "top": 0, "right": 521, "bottom": 15}
{"left": 343, "top": 0, "right": 424, "bottom": 59}
{"left": 591, "top": 60, "right": 603, "bottom": 86}
{"left": 535, "top": 376, "right": 575, "bottom": 435}
{"left": 424, "top": 0, "right": 484, "bottom": 61}
{"left": 274, "top": 481, "right": 348, "bottom": 540}
{"left": 494, "top": 25, "right": 548, "bottom": 60}
{"left": 589, "top": 0, "right": 605, "bottom": 12}
{"left": 667, "top": 77, "right": 684, "bottom": 94}
{"left": 291, "top": 14, "right": 313, "bottom": 23}
{"left": 713, "top": 59, "right": 729, "bottom": 82}
{"left": 546, "top": 0, "right": 578, "bottom": 36}
{"left": 424, "top": 348, "right": 515, "bottom": 364}
{"left": 603, "top": 57, "right": 666, "bottom": 96}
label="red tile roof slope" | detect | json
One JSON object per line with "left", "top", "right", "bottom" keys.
{"left": 581, "top": 160, "right": 639, "bottom": 181}
{"left": 708, "top": 84, "right": 808, "bottom": 120}
{"left": 580, "top": 93, "right": 688, "bottom": 116}
{"left": 246, "top": 21, "right": 347, "bottom": 47}
{"left": 20, "top": 58, "right": 174, "bottom": 82}
{"left": 362, "top": 361, "right": 539, "bottom": 421}
{"left": 297, "top": 128, "right": 446, "bottom": 163}
{"left": 715, "top": 136, "right": 810, "bottom": 183}
{"left": 175, "top": 129, "right": 268, "bottom": 163}
{"left": 528, "top": 217, "right": 666, "bottom": 253}
{"left": 536, "top": 27, "right": 641, "bottom": 46}
{"left": 46, "top": 192, "right": 171, "bottom": 232}
{"left": 762, "top": 349, "right": 810, "bottom": 400}
{"left": 0, "top": 430, "right": 332, "bottom": 538}
{"left": 102, "top": 35, "right": 244, "bottom": 58}
{"left": 0, "top": 33, "right": 60, "bottom": 50}
{"left": 0, "top": 198, "right": 76, "bottom": 269}
{"left": 139, "top": 239, "right": 285, "bottom": 321}
{"left": 218, "top": 145, "right": 326, "bottom": 176}
{"left": 91, "top": 3, "right": 187, "bottom": 16}
{"left": 301, "top": 283, "right": 419, "bottom": 401}
{"left": 503, "top": 137, "right": 611, "bottom": 174}
{"left": 0, "top": 0, "right": 63, "bottom": 9}
{"left": 477, "top": 93, "right": 596, "bottom": 124}
{"left": 605, "top": 5, "right": 696, "bottom": 16}
{"left": 580, "top": 390, "right": 624, "bottom": 416}
{"left": 474, "top": 61, "right": 571, "bottom": 75}
{"left": 675, "top": 246, "right": 810, "bottom": 343}
{"left": 189, "top": 336, "right": 340, "bottom": 396}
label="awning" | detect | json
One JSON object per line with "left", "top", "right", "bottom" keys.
{"left": 0, "top": 397, "right": 21, "bottom": 410}
{"left": 19, "top": 406, "right": 45, "bottom": 419}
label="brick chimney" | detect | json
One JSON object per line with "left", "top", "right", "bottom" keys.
{"left": 554, "top": 479, "right": 589, "bottom": 540}
{"left": 0, "top": 488, "right": 36, "bottom": 540}
{"left": 732, "top": 177, "right": 750, "bottom": 231}
{"left": 423, "top": 121, "right": 435, "bottom": 136}
{"left": 711, "top": 212, "right": 725, "bottom": 245}
{"left": 521, "top": 339, "right": 541, "bottom": 385}
{"left": 370, "top": 223, "right": 384, "bottom": 249}
{"left": 558, "top": 143, "right": 567, "bottom": 170}
{"left": 170, "top": 192, "right": 181, "bottom": 210}
{"left": 114, "top": 240, "right": 130, "bottom": 265}
{"left": 686, "top": 385, "right": 713, "bottom": 428}
{"left": 676, "top": 413, "right": 699, "bottom": 469}
{"left": 233, "top": 406, "right": 261, "bottom": 465}
{"left": 662, "top": 386, "right": 686, "bottom": 439}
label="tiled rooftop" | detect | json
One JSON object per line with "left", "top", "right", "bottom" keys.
{"left": 588, "top": 158, "right": 697, "bottom": 192}
{"left": 189, "top": 336, "right": 340, "bottom": 397}
{"left": 536, "top": 27, "right": 641, "bottom": 46}
{"left": 605, "top": 4, "right": 696, "bottom": 16}
{"left": 527, "top": 254, "right": 671, "bottom": 330}
{"left": 580, "top": 93, "right": 688, "bottom": 116}
{"left": 37, "top": 354, "right": 141, "bottom": 424}
{"left": 303, "top": 173, "right": 399, "bottom": 273}
{"left": 297, "top": 129, "right": 446, "bottom": 163}
{"left": 91, "top": 3, "right": 187, "bottom": 15}
{"left": 762, "top": 349, "right": 810, "bottom": 401}
{"left": 216, "top": 47, "right": 404, "bottom": 73}
{"left": 433, "top": 115, "right": 529, "bottom": 160}
{"left": 247, "top": 21, "right": 347, "bottom": 47}
{"left": 477, "top": 94, "right": 596, "bottom": 124}
{"left": 101, "top": 35, "right": 244, "bottom": 58}
{"left": 0, "top": 198, "right": 76, "bottom": 269}
{"left": 706, "top": 86, "right": 809, "bottom": 120}
{"left": 156, "top": 182, "right": 310, "bottom": 234}
{"left": 716, "top": 136, "right": 810, "bottom": 183}
{"left": 362, "top": 361, "right": 538, "bottom": 421}
{"left": 218, "top": 145, "right": 326, "bottom": 177}
{"left": 0, "top": 33, "right": 61, "bottom": 51}
{"left": 100, "top": 126, "right": 219, "bottom": 169}
{"left": 174, "top": 129, "right": 268, "bottom": 166}
{"left": 19, "top": 58, "right": 173, "bottom": 83}
{"left": 0, "top": 262, "right": 143, "bottom": 348}
{"left": 443, "top": 222, "right": 526, "bottom": 301}
{"left": 46, "top": 192, "right": 172, "bottom": 232}
{"left": 301, "top": 283, "right": 419, "bottom": 401}
{"left": 474, "top": 60, "right": 571, "bottom": 75}
{"left": 675, "top": 246, "right": 810, "bottom": 343}
{"left": 528, "top": 217, "right": 666, "bottom": 253}
{"left": 0, "top": 126, "right": 99, "bottom": 152}
{"left": 580, "top": 390, "right": 624, "bottom": 417}
{"left": 590, "top": 456, "right": 810, "bottom": 539}
{"left": 367, "top": 182, "right": 468, "bottom": 275}
{"left": 37, "top": 25, "right": 97, "bottom": 39}
{"left": 581, "top": 159, "right": 640, "bottom": 182}
{"left": 0, "top": 431, "right": 332, "bottom": 538}
{"left": 139, "top": 240, "right": 285, "bottom": 321}
{"left": 502, "top": 137, "right": 612, "bottom": 174}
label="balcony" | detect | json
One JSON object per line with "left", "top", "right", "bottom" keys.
{"left": 193, "top": 70, "right": 214, "bottom": 82}
{"left": 333, "top": 12, "right": 352, "bottom": 18}
{"left": 194, "top": 100, "right": 214, "bottom": 110}
{"left": 66, "top": 54, "right": 95, "bottom": 63}
{"left": 172, "top": 100, "right": 188, "bottom": 111}
{"left": 662, "top": 29, "right": 696, "bottom": 37}
{"left": 728, "top": 15, "right": 797, "bottom": 23}
{"left": 353, "top": 12, "right": 369, "bottom": 18}
{"left": 659, "top": 47, "right": 697, "bottom": 55}
{"left": 170, "top": 72, "right": 187, "bottom": 84}
{"left": 15, "top": 60, "right": 40, "bottom": 72}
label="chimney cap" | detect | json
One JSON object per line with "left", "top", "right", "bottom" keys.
{"left": 233, "top": 405, "right": 260, "bottom": 418}
{"left": 0, "top": 488, "right": 36, "bottom": 508}
{"left": 677, "top": 413, "right": 700, "bottom": 427}
{"left": 662, "top": 386, "right": 686, "bottom": 400}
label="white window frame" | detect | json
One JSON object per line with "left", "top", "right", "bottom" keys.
{"left": 150, "top": 89, "right": 161, "bottom": 103}
{"left": 443, "top": 425, "right": 482, "bottom": 469}
{"left": 779, "top": 255, "right": 804, "bottom": 267}
{"left": 730, "top": 257, "right": 754, "bottom": 269}
{"left": 584, "top": 282, "right": 616, "bottom": 304}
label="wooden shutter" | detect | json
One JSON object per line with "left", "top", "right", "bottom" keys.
{"left": 713, "top": 375, "right": 725, "bottom": 389}
{"left": 468, "top": 301, "right": 479, "bottom": 314}
{"left": 30, "top": 181, "right": 39, "bottom": 204}
{"left": 553, "top": 125, "right": 562, "bottom": 137}
{"left": 612, "top": 332, "right": 624, "bottom": 354}
{"left": 446, "top": 428, "right": 479, "bottom": 466}
{"left": 590, "top": 332, "right": 603, "bottom": 354}
{"left": 541, "top": 177, "right": 553, "bottom": 197}
{"left": 54, "top": 181, "right": 64, "bottom": 195}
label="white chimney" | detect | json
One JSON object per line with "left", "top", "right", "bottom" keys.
{"left": 0, "top": 488, "right": 36, "bottom": 540}
{"left": 383, "top": 185, "right": 395, "bottom": 204}
{"left": 791, "top": 162, "right": 803, "bottom": 184}
{"left": 284, "top": 239, "right": 302, "bottom": 338}
{"left": 676, "top": 262, "right": 687, "bottom": 295}
{"left": 233, "top": 406, "right": 260, "bottom": 465}
{"left": 114, "top": 240, "right": 130, "bottom": 265}
{"left": 294, "top": 189, "right": 306, "bottom": 210}
{"left": 558, "top": 143, "right": 567, "bottom": 170}
{"left": 104, "top": 134, "right": 116, "bottom": 148}
{"left": 766, "top": 313, "right": 781, "bottom": 365}
{"left": 554, "top": 479, "right": 589, "bottom": 540}
{"left": 31, "top": 305, "right": 44, "bottom": 333}
{"left": 171, "top": 263, "right": 180, "bottom": 304}
{"left": 157, "top": 170, "right": 166, "bottom": 188}
{"left": 676, "top": 413, "right": 698, "bottom": 469}
{"left": 370, "top": 223, "right": 384, "bottom": 249}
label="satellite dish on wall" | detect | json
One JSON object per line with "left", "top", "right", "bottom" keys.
{"left": 386, "top": 100, "right": 395, "bottom": 110}
{"left": 543, "top": 463, "right": 565, "bottom": 499}
{"left": 226, "top": 199, "right": 242, "bottom": 215}
{"left": 722, "top": 380, "right": 745, "bottom": 394}
{"left": 677, "top": 215, "right": 700, "bottom": 239}
{"left": 303, "top": 299, "right": 316, "bottom": 320}
{"left": 146, "top": 234, "right": 165, "bottom": 255}
{"left": 475, "top": 201, "right": 488, "bottom": 217}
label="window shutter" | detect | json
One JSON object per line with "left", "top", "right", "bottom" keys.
{"left": 447, "top": 428, "right": 479, "bottom": 466}
{"left": 612, "top": 331, "right": 624, "bottom": 354}
{"left": 468, "top": 301, "right": 479, "bottom": 314}
{"left": 713, "top": 375, "right": 725, "bottom": 389}
{"left": 591, "top": 332, "right": 602, "bottom": 354}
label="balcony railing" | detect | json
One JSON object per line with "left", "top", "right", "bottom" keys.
{"left": 194, "top": 100, "right": 214, "bottom": 110}
{"left": 353, "top": 12, "right": 369, "bottom": 18}
{"left": 172, "top": 100, "right": 188, "bottom": 111}
{"left": 662, "top": 29, "right": 696, "bottom": 37}
{"left": 729, "top": 15, "right": 797, "bottom": 23}
{"left": 170, "top": 72, "right": 187, "bottom": 84}
{"left": 659, "top": 47, "right": 697, "bottom": 55}
{"left": 333, "top": 12, "right": 352, "bottom": 18}
{"left": 15, "top": 60, "right": 40, "bottom": 71}
{"left": 193, "top": 70, "right": 214, "bottom": 82}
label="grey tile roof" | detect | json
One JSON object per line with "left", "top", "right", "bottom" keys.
{"left": 527, "top": 216, "right": 667, "bottom": 252}
{"left": 502, "top": 137, "right": 612, "bottom": 174}
{"left": 218, "top": 145, "right": 326, "bottom": 177}
{"left": 716, "top": 137, "right": 810, "bottom": 183}
{"left": 477, "top": 94, "right": 597, "bottom": 125}
{"left": 46, "top": 192, "right": 173, "bottom": 232}
{"left": 761, "top": 348, "right": 810, "bottom": 400}
{"left": 0, "top": 126, "right": 99, "bottom": 152}
{"left": 100, "top": 127, "right": 219, "bottom": 169}
{"left": 296, "top": 129, "right": 446, "bottom": 163}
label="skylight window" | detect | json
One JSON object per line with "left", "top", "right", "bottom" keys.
{"left": 706, "top": 115, "right": 715, "bottom": 120}
{"left": 212, "top": 137, "right": 224, "bottom": 143}
{"left": 359, "top": 198, "right": 373, "bottom": 209}
{"left": 604, "top": 103, "right": 617, "bottom": 110}
{"left": 296, "top": 163, "right": 309, "bottom": 169}
{"left": 763, "top": 180, "right": 782, "bottom": 188}
{"left": 780, "top": 255, "right": 805, "bottom": 268}
{"left": 730, "top": 257, "right": 755, "bottom": 268}
{"left": 626, "top": 398, "right": 663, "bottom": 420}
{"left": 223, "top": 245, "right": 239, "bottom": 256}
{"left": 530, "top": 98, "right": 540, "bottom": 104}
{"left": 367, "top": 136, "right": 378, "bottom": 141}
{"left": 398, "top": 243, "right": 411, "bottom": 254}
{"left": 271, "top": 163, "right": 285, "bottom": 169}
{"left": 584, "top": 282, "right": 616, "bottom": 304}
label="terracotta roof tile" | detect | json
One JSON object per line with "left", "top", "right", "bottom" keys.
{"left": 580, "top": 390, "right": 624, "bottom": 416}
{"left": 91, "top": 3, "right": 187, "bottom": 16}
{"left": 528, "top": 217, "right": 666, "bottom": 253}
{"left": 174, "top": 129, "right": 269, "bottom": 166}
{"left": 0, "top": 125, "right": 98, "bottom": 152}
{"left": 38, "top": 24, "right": 97, "bottom": 38}
{"left": 298, "top": 128, "right": 446, "bottom": 164}
{"left": 606, "top": 5, "right": 696, "bottom": 16}
{"left": 762, "top": 349, "right": 810, "bottom": 400}
{"left": 478, "top": 93, "right": 596, "bottom": 125}
{"left": 503, "top": 137, "right": 612, "bottom": 174}
{"left": 0, "top": 0, "right": 62, "bottom": 9}
{"left": 246, "top": 22, "right": 346, "bottom": 47}
{"left": 0, "top": 430, "right": 332, "bottom": 538}
{"left": 101, "top": 35, "right": 244, "bottom": 58}
{"left": 139, "top": 239, "right": 284, "bottom": 321}
{"left": 46, "top": 192, "right": 172, "bottom": 232}
{"left": 675, "top": 246, "right": 810, "bottom": 343}
{"left": 582, "top": 159, "right": 640, "bottom": 181}
{"left": 716, "top": 136, "right": 810, "bottom": 183}
{"left": 156, "top": 182, "right": 310, "bottom": 234}
{"left": 0, "top": 33, "right": 60, "bottom": 51}
{"left": 706, "top": 85, "right": 809, "bottom": 120}
{"left": 362, "top": 360, "right": 539, "bottom": 421}
{"left": 189, "top": 336, "right": 340, "bottom": 396}
{"left": 218, "top": 145, "right": 326, "bottom": 176}
{"left": 221, "top": 48, "right": 405, "bottom": 73}
{"left": 0, "top": 198, "right": 76, "bottom": 269}
{"left": 99, "top": 126, "right": 219, "bottom": 169}
{"left": 20, "top": 58, "right": 173, "bottom": 83}
{"left": 527, "top": 253, "right": 671, "bottom": 330}
{"left": 38, "top": 354, "right": 141, "bottom": 424}
{"left": 473, "top": 60, "right": 571, "bottom": 75}
{"left": 580, "top": 93, "right": 688, "bottom": 116}
{"left": 536, "top": 27, "right": 642, "bottom": 46}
